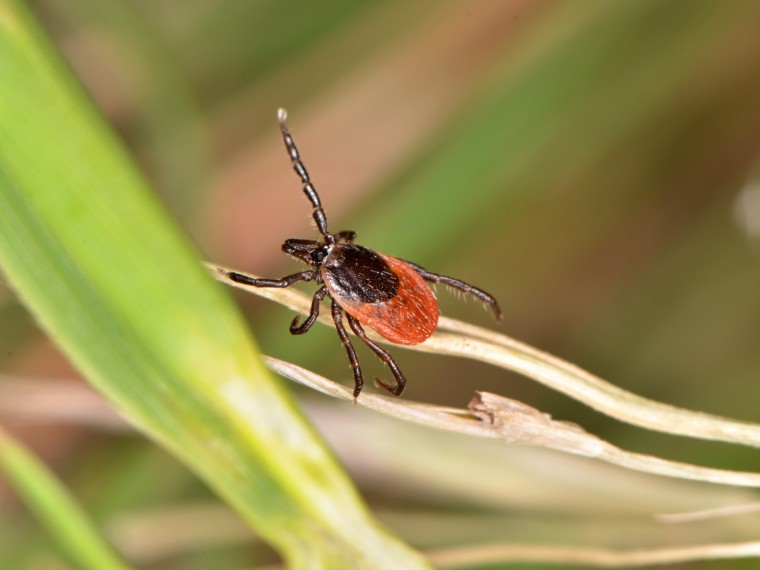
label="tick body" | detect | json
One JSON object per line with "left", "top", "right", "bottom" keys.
{"left": 321, "top": 244, "right": 438, "bottom": 345}
{"left": 227, "top": 109, "right": 502, "bottom": 398}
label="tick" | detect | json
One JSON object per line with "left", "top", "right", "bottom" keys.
{"left": 227, "top": 109, "right": 502, "bottom": 398}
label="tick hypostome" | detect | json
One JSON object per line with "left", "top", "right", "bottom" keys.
{"left": 227, "top": 108, "right": 502, "bottom": 399}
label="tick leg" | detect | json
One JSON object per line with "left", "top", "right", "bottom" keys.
{"left": 278, "top": 109, "right": 335, "bottom": 245}
{"left": 282, "top": 239, "right": 321, "bottom": 257}
{"left": 227, "top": 270, "right": 316, "bottom": 288}
{"left": 331, "top": 302, "right": 364, "bottom": 399}
{"left": 290, "top": 286, "right": 327, "bottom": 335}
{"left": 346, "top": 314, "right": 406, "bottom": 397}
{"left": 404, "top": 261, "right": 503, "bottom": 322}
{"left": 336, "top": 230, "right": 356, "bottom": 243}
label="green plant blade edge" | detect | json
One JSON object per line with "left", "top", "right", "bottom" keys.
{"left": 0, "top": 427, "right": 131, "bottom": 570}
{"left": 0, "top": 2, "right": 429, "bottom": 568}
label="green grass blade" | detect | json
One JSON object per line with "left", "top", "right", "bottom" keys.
{"left": 0, "top": 427, "right": 132, "bottom": 570}
{"left": 0, "top": 1, "right": 429, "bottom": 567}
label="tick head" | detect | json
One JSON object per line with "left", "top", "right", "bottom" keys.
{"left": 310, "top": 244, "right": 330, "bottom": 266}
{"left": 281, "top": 238, "right": 328, "bottom": 267}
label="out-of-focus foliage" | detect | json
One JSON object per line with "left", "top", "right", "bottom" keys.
{"left": 2, "top": 0, "right": 760, "bottom": 568}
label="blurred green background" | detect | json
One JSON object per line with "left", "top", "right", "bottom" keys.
{"left": 1, "top": 0, "right": 760, "bottom": 568}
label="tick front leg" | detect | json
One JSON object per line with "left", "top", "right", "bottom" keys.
{"left": 336, "top": 230, "right": 356, "bottom": 243}
{"left": 346, "top": 314, "right": 406, "bottom": 397}
{"left": 290, "top": 286, "right": 327, "bottom": 335}
{"left": 331, "top": 301, "right": 364, "bottom": 399}
{"left": 404, "top": 261, "right": 503, "bottom": 322}
{"left": 227, "top": 270, "right": 316, "bottom": 288}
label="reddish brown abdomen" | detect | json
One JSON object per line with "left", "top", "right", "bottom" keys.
{"left": 324, "top": 252, "right": 438, "bottom": 345}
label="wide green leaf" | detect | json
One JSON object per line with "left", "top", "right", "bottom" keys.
{"left": 0, "top": 1, "right": 429, "bottom": 567}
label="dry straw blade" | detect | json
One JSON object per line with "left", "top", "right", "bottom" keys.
{"left": 424, "top": 540, "right": 760, "bottom": 569}
{"left": 212, "top": 264, "right": 760, "bottom": 488}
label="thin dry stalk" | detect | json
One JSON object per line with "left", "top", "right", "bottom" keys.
{"left": 426, "top": 540, "right": 760, "bottom": 568}
{"left": 209, "top": 263, "right": 760, "bottom": 448}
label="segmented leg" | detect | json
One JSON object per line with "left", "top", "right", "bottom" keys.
{"left": 336, "top": 230, "right": 356, "bottom": 243}
{"left": 346, "top": 314, "right": 406, "bottom": 396}
{"left": 331, "top": 301, "right": 364, "bottom": 398}
{"left": 282, "top": 238, "right": 321, "bottom": 255}
{"left": 404, "top": 261, "right": 503, "bottom": 321}
{"left": 277, "top": 109, "right": 334, "bottom": 244}
{"left": 227, "top": 270, "right": 316, "bottom": 288}
{"left": 290, "top": 286, "right": 327, "bottom": 334}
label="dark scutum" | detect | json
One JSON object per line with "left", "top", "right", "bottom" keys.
{"left": 322, "top": 244, "right": 399, "bottom": 304}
